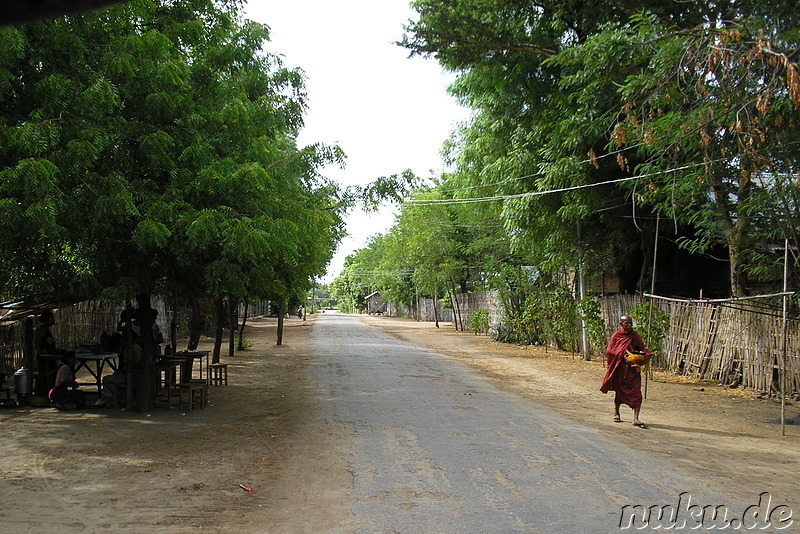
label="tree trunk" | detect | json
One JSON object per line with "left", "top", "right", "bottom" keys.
{"left": 135, "top": 294, "right": 156, "bottom": 413}
{"left": 433, "top": 289, "right": 440, "bottom": 329}
{"left": 728, "top": 243, "right": 745, "bottom": 297}
{"left": 237, "top": 300, "right": 249, "bottom": 351}
{"left": 723, "top": 209, "right": 749, "bottom": 297}
{"left": 277, "top": 301, "right": 286, "bottom": 345}
{"left": 227, "top": 295, "right": 236, "bottom": 359}
{"left": 450, "top": 281, "right": 463, "bottom": 331}
{"left": 576, "top": 217, "right": 591, "bottom": 361}
{"left": 117, "top": 302, "right": 136, "bottom": 409}
{"left": 187, "top": 295, "right": 205, "bottom": 351}
{"left": 169, "top": 298, "right": 178, "bottom": 355}
{"left": 715, "top": 164, "right": 751, "bottom": 297}
{"left": 212, "top": 296, "right": 224, "bottom": 364}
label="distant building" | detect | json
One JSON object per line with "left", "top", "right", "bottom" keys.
{"left": 365, "top": 291, "right": 388, "bottom": 315}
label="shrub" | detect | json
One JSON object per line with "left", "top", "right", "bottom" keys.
{"left": 578, "top": 296, "right": 607, "bottom": 358}
{"left": 469, "top": 309, "right": 490, "bottom": 335}
{"left": 630, "top": 302, "right": 670, "bottom": 361}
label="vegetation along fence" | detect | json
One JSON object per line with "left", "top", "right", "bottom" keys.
{"left": 396, "top": 291, "right": 799, "bottom": 395}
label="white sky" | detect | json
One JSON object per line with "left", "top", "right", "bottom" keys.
{"left": 243, "top": 1, "right": 468, "bottom": 283}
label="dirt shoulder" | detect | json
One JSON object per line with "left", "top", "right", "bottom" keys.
{"left": 0, "top": 316, "right": 354, "bottom": 533}
{"left": 0, "top": 312, "right": 797, "bottom": 533}
{"left": 358, "top": 314, "right": 800, "bottom": 513}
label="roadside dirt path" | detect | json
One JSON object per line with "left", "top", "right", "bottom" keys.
{"left": 0, "top": 313, "right": 796, "bottom": 532}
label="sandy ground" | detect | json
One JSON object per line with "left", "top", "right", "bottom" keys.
{"left": 0, "top": 313, "right": 797, "bottom": 532}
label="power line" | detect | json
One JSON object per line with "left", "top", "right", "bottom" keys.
{"left": 406, "top": 162, "right": 702, "bottom": 206}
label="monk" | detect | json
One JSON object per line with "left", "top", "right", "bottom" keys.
{"left": 600, "top": 315, "right": 651, "bottom": 428}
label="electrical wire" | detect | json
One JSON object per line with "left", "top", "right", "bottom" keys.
{"left": 406, "top": 162, "right": 703, "bottom": 206}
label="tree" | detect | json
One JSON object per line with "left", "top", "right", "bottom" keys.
{"left": 0, "top": 0, "right": 347, "bottom": 409}
{"left": 550, "top": 13, "right": 800, "bottom": 295}
{"left": 399, "top": 0, "right": 669, "bottom": 288}
{"left": 376, "top": 187, "right": 467, "bottom": 327}
{"left": 401, "top": 0, "right": 800, "bottom": 297}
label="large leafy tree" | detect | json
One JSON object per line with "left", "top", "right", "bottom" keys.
{"left": 398, "top": 0, "right": 675, "bottom": 287}
{"left": 401, "top": 0, "right": 800, "bottom": 297}
{"left": 550, "top": 12, "right": 800, "bottom": 295}
{"left": 0, "top": 0, "right": 346, "bottom": 409}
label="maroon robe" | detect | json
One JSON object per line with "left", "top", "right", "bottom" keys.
{"left": 600, "top": 328, "right": 650, "bottom": 409}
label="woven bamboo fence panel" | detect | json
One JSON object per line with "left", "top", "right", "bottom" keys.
{"left": 598, "top": 295, "right": 798, "bottom": 393}
{"left": 599, "top": 294, "right": 643, "bottom": 339}
{"left": 660, "top": 301, "right": 716, "bottom": 376}
{"left": 0, "top": 298, "right": 272, "bottom": 379}
{"left": 0, "top": 324, "right": 20, "bottom": 380}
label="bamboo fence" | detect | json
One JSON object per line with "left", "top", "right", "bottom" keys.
{"left": 0, "top": 298, "right": 272, "bottom": 381}
{"left": 2, "top": 292, "right": 799, "bottom": 396}
{"left": 411, "top": 290, "right": 800, "bottom": 395}
{"left": 603, "top": 295, "right": 800, "bottom": 395}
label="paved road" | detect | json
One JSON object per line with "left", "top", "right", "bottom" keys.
{"left": 308, "top": 313, "right": 751, "bottom": 533}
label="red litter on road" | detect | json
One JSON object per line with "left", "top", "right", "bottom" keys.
{"left": 239, "top": 484, "right": 253, "bottom": 492}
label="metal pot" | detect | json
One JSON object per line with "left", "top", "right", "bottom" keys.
{"left": 13, "top": 367, "right": 32, "bottom": 396}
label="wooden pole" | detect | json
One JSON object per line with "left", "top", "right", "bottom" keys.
{"left": 644, "top": 291, "right": 794, "bottom": 303}
{"left": 577, "top": 218, "right": 590, "bottom": 361}
{"left": 644, "top": 213, "right": 660, "bottom": 400}
{"left": 781, "top": 238, "right": 789, "bottom": 436}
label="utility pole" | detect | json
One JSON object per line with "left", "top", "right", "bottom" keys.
{"left": 577, "top": 218, "right": 590, "bottom": 361}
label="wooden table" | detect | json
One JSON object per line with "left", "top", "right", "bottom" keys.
{"left": 74, "top": 351, "right": 119, "bottom": 395}
{"left": 172, "top": 350, "right": 210, "bottom": 383}
{"left": 40, "top": 351, "right": 119, "bottom": 396}
{"left": 155, "top": 357, "right": 185, "bottom": 407}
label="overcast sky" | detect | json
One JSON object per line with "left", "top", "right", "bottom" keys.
{"left": 243, "top": 1, "right": 468, "bottom": 283}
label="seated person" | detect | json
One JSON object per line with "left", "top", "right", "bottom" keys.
{"left": 101, "top": 368, "right": 127, "bottom": 405}
{"left": 48, "top": 353, "right": 86, "bottom": 410}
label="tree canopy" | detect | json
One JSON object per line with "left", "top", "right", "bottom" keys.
{"left": 366, "top": 0, "right": 800, "bottom": 302}
{"left": 0, "top": 0, "right": 347, "bottom": 308}
{"left": 334, "top": 0, "right": 800, "bottom": 348}
{"left": 0, "top": 0, "right": 356, "bottom": 410}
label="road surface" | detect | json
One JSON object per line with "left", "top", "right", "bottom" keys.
{"left": 307, "top": 313, "right": 759, "bottom": 533}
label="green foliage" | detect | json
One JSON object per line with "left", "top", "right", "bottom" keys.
{"left": 539, "top": 284, "right": 579, "bottom": 351}
{"left": 492, "top": 265, "right": 580, "bottom": 349}
{"left": 236, "top": 337, "right": 253, "bottom": 351}
{"left": 396, "top": 1, "right": 800, "bottom": 298}
{"left": 468, "top": 309, "right": 490, "bottom": 335}
{"left": 630, "top": 302, "right": 670, "bottom": 360}
{"left": 346, "top": 169, "right": 420, "bottom": 211}
{"left": 578, "top": 296, "right": 607, "bottom": 357}
{"left": 548, "top": 12, "right": 800, "bottom": 295}
{"left": 0, "top": 0, "right": 346, "bottom": 307}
